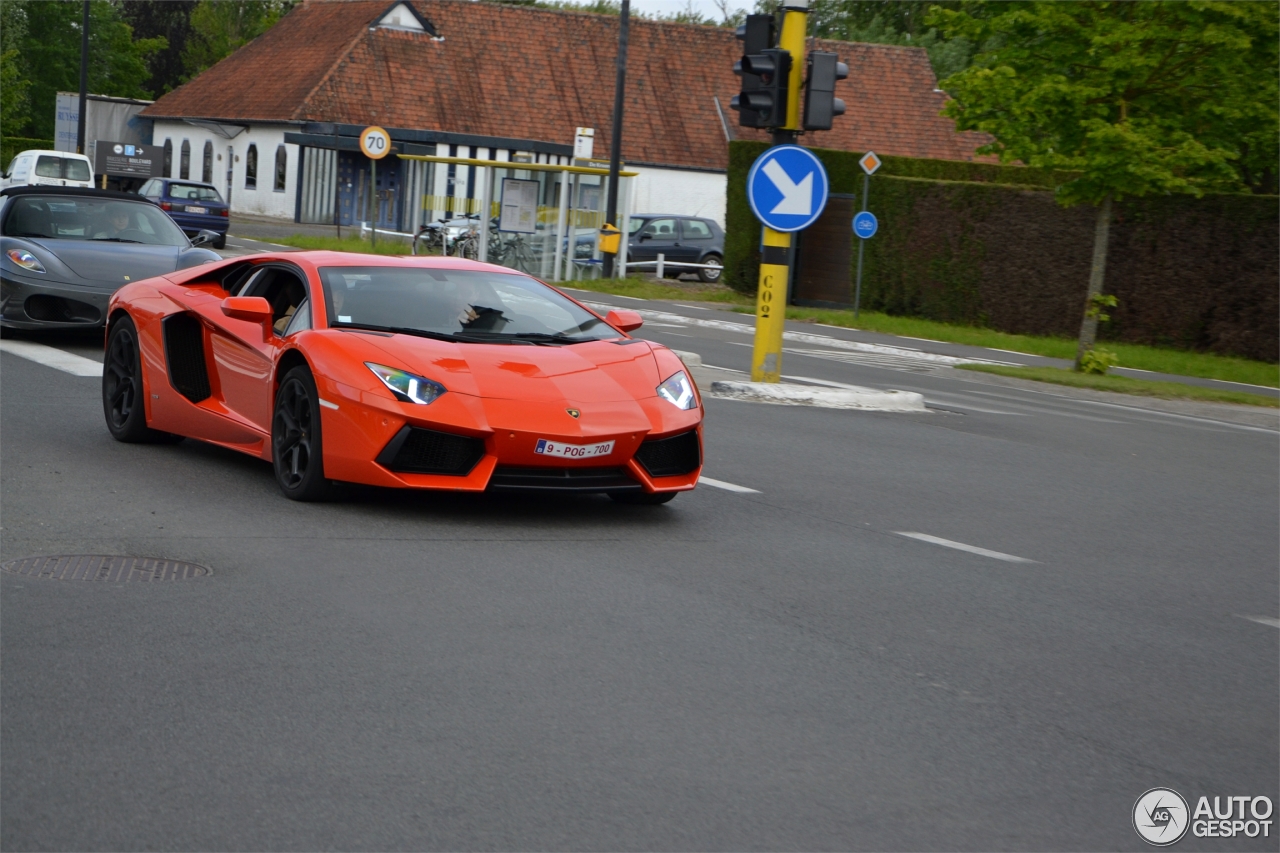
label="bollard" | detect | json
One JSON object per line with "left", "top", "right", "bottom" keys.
{"left": 656, "top": 253, "right": 664, "bottom": 279}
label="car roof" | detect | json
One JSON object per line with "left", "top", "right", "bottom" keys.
{"left": 7, "top": 150, "right": 92, "bottom": 159}
{"left": 160, "top": 179, "right": 219, "bottom": 188}
{"left": 0, "top": 186, "right": 145, "bottom": 202}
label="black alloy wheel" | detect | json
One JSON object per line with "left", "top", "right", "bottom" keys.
{"left": 610, "top": 490, "right": 677, "bottom": 505}
{"left": 102, "top": 315, "right": 181, "bottom": 443}
{"left": 272, "top": 365, "right": 335, "bottom": 501}
{"left": 698, "top": 254, "right": 723, "bottom": 283}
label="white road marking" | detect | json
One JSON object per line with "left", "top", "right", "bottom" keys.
{"left": 0, "top": 340, "right": 103, "bottom": 377}
{"left": 963, "top": 388, "right": 1279, "bottom": 434}
{"left": 317, "top": 398, "right": 339, "bottom": 410}
{"left": 895, "top": 532, "right": 1038, "bottom": 563}
{"left": 606, "top": 293, "right": 645, "bottom": 301}
{"left": 986, "top": 347, "right": 1036, "bottom": 356}
{"left": 673, "top": 304, "right": 709, "bottom": 310}
{"left": 1239, "top": 615, "right": 1280, "bottom": 629}
{"left": 698, "top": 476, "right": 761, "bottom": 493}
{"left": 643, "top": 322, "right": 689, "bottom": 328}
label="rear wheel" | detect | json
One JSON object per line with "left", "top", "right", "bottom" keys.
{"left": 102, "top": 315, "right": 181, "bottom": 443}
{"left": 610, "top": 490, "right": 677, "bottom": 505}
{"left": 698, "top": 254, "right": 723, "bottom": 283}
{"left": 212, "top": 235, "right": 226, "bottom": 249}
{"left": 272, "top": 365, "right": 335, "bottom": 501}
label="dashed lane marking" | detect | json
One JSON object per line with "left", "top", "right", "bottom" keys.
{"left": 698, "top": 476, "right": 761, "bottom": 494}
{"left": 895, "top": 532, "right": 1038, "bottom": 563}
{"left": 1239, "top": 615, "right": 1280, "bottom": 629}
{"left": 0, "top": 340, "right": 103, "bottom": 377}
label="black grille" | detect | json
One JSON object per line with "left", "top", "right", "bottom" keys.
{"left": 376, "top": 426, "right": 485, "bottom": 475}
{"left": 488, "top": 466, "right": 640, "bottom": 493}
{"left": 634, "top": 430, "right": 701, "bottom": 477}
{"left": 23, "top": 294, "right": 100, "bottom": 323}
{"left": 162, "top": 313, "right": 210, "bottom": 403}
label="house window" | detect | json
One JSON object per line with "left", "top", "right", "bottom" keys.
{"left": 245, "top": 144, "right": 257, "bottom": 189}
{"left": 274, "top": 145, "right": 287, "bottom": 191}
{"left": 180, "top": 140, "right": 190, "bottom": 180}
{"left": 202, "top": 141, "right": 213, "bottom": 183}
{"left": 163, "top": 139, "right": 172, "bottom": 177}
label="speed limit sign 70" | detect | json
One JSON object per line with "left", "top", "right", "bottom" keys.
{"left": 360, "top": 126, "right": 390, "bottom": 159}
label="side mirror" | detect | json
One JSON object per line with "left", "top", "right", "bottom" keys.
{"left": 221, "top": 295, "right": 273, "bottom": 323}
{"left": 190, "top": 229, "right": 220, "bottom": 248}
{"left": 605, "top": 308, "right": 643, "bottom": 333}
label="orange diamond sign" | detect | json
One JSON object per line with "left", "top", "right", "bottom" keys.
{"left": 859, "top": 151, "right": 882, "bottom": 175}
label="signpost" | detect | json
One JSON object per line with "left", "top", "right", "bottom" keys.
{"left": 852, "top": 151, "right": 880, "bottom": 318}
{"left": 93, "top": 141, "right": 162, "bottom": 180}
{"left": 359, "top": 126, "right": 391, "bottom": 246}
{"left": 746, "top": 144, "right": 829, "bottom": 381}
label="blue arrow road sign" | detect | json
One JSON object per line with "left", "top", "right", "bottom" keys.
{"left": 853, "top": 210, "right": 878, "bottom": 239}
{"left": 746, "top": 145, "right": 830, "bottom": 233}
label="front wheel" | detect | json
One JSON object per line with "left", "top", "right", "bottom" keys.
{"left": 272, "top": 366, "right": 335, "bottom": 501}
{"left": 610, "top": 490, "right": 677, "bottom": 505}
{"left": 698, "top": 254, "right": 723, "bottom": 283}
{"left": 102, "top": 315, "right": 182, "bottom": 443}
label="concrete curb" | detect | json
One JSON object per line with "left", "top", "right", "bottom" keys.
{"left": 708, "top": 380, "right": 927, "bottom": 412}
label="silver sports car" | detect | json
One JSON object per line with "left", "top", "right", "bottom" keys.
{"left": 0, "top": 186, "right": 221, "bottom": 330}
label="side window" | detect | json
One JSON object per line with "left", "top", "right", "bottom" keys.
{"left": 641, "top": 218, "right": 677, "bottom": 239}
{"left": 245, "top": 144, "right": 258, "bottom": 189}
{"left": 180, "top": 140, "right": 191, "bottom": 180}
{"left": 3, "top": 157, "right": 16, "bottom": 176}
{"left": 282, "top": 297, "right": 311, "bottom": 336}
{"left": 243, "top": 267, "right": 306, "bottom": 335}
{"left": 681, "top": 219, "right": 713, "bottom": 240}
{"left": 274, "top": 145, "right": 287, "bottom": 191}
{"left": 202, "top": 141, "right": 213, "bottom": 183}
{"left": 138, "top": 179, "right": 155, "bottom": 197}
{"left": 64, "top": 158, "right": 90, "bottom": 181}
{"left": 163, "top": 140, "right": 172, "bottom": 177}
{"left": 34, "top": 156, "right": 62, "bottom": 178}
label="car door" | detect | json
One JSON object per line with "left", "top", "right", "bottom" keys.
{"left": 673, "top": 218, "right": 711, "bottom": 263}
{"left": 204, "top": 264, "right": 309, "bottom": 433}
{"left": 632, "top": 217, "right": 680, "bottom": 263}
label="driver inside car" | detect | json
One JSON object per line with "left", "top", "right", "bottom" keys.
{"left": 94, "top": 204, "right": 133, "bottom": 239}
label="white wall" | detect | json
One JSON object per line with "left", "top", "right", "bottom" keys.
{"left": 153, "top": 121, "right": 299, "bottom": 219}
{"left": 627, "top": 165, "right": 726, "bottom": 226}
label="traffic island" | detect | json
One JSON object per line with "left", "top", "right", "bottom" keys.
{"left": 708, "top": 380, "right": 927, "bottom": 412}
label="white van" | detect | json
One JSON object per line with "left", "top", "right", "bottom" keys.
{"left": 1, "top": 150, "right": 94, "bottom": 190}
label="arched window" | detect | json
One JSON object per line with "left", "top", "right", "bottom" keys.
{"left": 179, "top": 139, "right": 191, "bottom": 180}
{"left": 274, "top": 145, "right": 287, "bottom": 191}
{"left": 202, "top": 141, "right": 213, "bottom": 183}
{"left": 245, "top": 144, "right": 257, "bottom": 189}
{"left": 162, "top": 139, "right": 172, "bottom": 177}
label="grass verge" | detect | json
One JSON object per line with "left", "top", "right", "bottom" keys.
{"left": 271, "top": 233, "right": 416, "bottom": 255}
{"left": 726, "top": 305, "right": 1278, "bottom": 389}
{"left": 956, "top": 364, "right": 1279, "bottom": 408}
{"left": 555, "top": 277, "right": 751, "bottom": 304}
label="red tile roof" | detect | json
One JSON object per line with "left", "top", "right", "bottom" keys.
{"left": 143, "top": 0, "right": 991, "bottom": 169}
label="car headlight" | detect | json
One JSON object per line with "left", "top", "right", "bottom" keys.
{"left": 366, "top": 362, "right": 446, "bottom": 405}
{"left": 6, "top": 249, "right": 45, "bottom": 273}
{"left": 656, "top": 370, "right": 697, "bottom": 410}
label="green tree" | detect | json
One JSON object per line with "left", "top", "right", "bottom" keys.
{"left": 120, "top": 0, "right": 199, "bottom": 95}
{"left": 1, "top": 0, "right": 32, "bottom": 140}
{"left": 19, "top": 0, "right": 166, "bottom": 140}
{"left": 932, "top": 1, "right": 1279, "bottom": 369}
{"left": 182, "top": 0, "right": 293, "bottom": 81}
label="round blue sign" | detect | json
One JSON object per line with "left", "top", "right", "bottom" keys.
{"left": 746, "top": 145, "right": 830, "bottom": 233}
{"left": 853, "top": 210, "right": 878, "bottom": 239}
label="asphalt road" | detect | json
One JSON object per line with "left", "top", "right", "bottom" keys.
{"left": 2, "top": 286, "right": 1277, "bottom": 851}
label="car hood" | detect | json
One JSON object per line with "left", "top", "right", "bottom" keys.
{"left": 41, "top": 240, "right": 189, "bottom": 283}
{"left": 356, "top": 333, "right": 662, "bottom": 402}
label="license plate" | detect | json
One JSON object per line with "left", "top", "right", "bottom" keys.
{"left": 534, "top": 438, "right": 614, "bottom": 459}
{"left": 186, "top": 205, "right": 207, "bottom": 214}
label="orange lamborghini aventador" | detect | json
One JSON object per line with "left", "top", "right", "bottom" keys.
{"left": 101, "top": 252, "right": 703, "bottom": 503}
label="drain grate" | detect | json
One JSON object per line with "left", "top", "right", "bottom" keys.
{"left": 1, "top": 555, "right": 211, "bottom": 582}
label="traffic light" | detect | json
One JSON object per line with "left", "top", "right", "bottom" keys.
{"left": 731, "top": 14, "right": 789, "bottom": 129}
{"left": 802, "top": 51, "right": 848, "bottom": 131}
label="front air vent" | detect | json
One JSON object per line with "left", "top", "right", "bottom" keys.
{"left": 488, "top": 466, "right": 640, "bottom": 493}
{"left": 23, "top": 294, "right": 100, "bottom": 323}
{"left": 634, "top": 430, "right": 701, "bottom": 477}
{"left": 376, "top": 426, "right": 486, "bottom": 475}
{"left": 162, "top": 313, "right": 211, "bottom": 403}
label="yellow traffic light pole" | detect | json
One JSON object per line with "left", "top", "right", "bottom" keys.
{"left": 751, "top": 0, "right": 809, "bottom": 383}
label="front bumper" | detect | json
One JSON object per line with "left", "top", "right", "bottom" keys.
{"left": 0, "top": 273, "right": 115, "bottom": 330}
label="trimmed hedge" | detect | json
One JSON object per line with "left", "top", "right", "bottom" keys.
{"left": 725, "top": 141, "right": 1279, "bottom": 362}
{"left": 1, "top": 137, "right": 54, "bottom": 168}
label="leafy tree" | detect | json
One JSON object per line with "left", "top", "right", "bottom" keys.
{"left": 18, "top": 0, "right": 165, "bottom": 140}
{"left": 120, "top": 0, "right": 199, "bottom": 95}
{"left": 1, "top": 0, "right": 32, "bottom": 139}
{"left": 932, "top": 1, "right": 1279, "bottom": 368}
{"left": 181, "top": 0, "right": 293, "bottom": 81}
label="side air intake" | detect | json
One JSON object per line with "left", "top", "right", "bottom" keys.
{"left": 162, "top": 313, "right": 210, "bottom": 403}
{"left": 376, "top": 426, "right": 486, "bottom": 475}
{"left": 634, "top": 430, "right": 701, "bottom": 477}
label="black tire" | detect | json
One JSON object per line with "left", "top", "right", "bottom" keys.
{"left": 272, "top": 365, "right": 335, "bottom": 501}
{"left": 698, "top": 254, "right": 723, "bottom": 283}
{"left": 102, "top": 315, "right": 182, "bottom": 443}
{"left": 212, "top": 235, "right": 226, "bottom": 250}
{"left": 610, "top": 490, "right": 677, "bottom": 505}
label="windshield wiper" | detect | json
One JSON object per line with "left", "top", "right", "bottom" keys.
{"left": 91, "top": 237, "right": 144, "bottom": 243}
{"left": 331, "top": 322, "right": 507, "bottom": 344}
{"left": 487, "top": 332, "right": 595, "bottom": 345}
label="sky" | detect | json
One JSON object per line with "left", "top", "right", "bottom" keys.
{"left": 629, "top": 0, "right": 757, "bottom": 23}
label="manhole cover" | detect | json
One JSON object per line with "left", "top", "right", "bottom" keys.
{"left": 1, "top": 555, "right": 211, "bottom": 582}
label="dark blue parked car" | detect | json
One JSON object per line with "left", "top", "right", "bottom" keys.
{"left": 137, "top": 178, "right": 228, "bottom": 249}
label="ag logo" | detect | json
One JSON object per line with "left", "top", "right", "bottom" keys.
{"left": 1134, "top": 788, "right": 1190, "bottom": 846}
{"left": 566, "top": 408, "right": 580, "bottom": 419}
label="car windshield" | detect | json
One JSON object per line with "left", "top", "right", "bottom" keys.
{"left": 169, "top": 183, "right": 222, "bottom": 202}
{"left": 319, "top": 266, "right": 619, "bottom": 344}
{"left": 1, "top": 196, "right": 189, "bottom": 246}
{"left": 628, "top": 219, "right": 646, "bottom": 234}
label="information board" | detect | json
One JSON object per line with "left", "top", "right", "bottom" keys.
{"left": 499, "top": 178, "right": 539, "bottom": 233}
{"left": 94, "top": 141, "right": 163, "bottom": 178}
